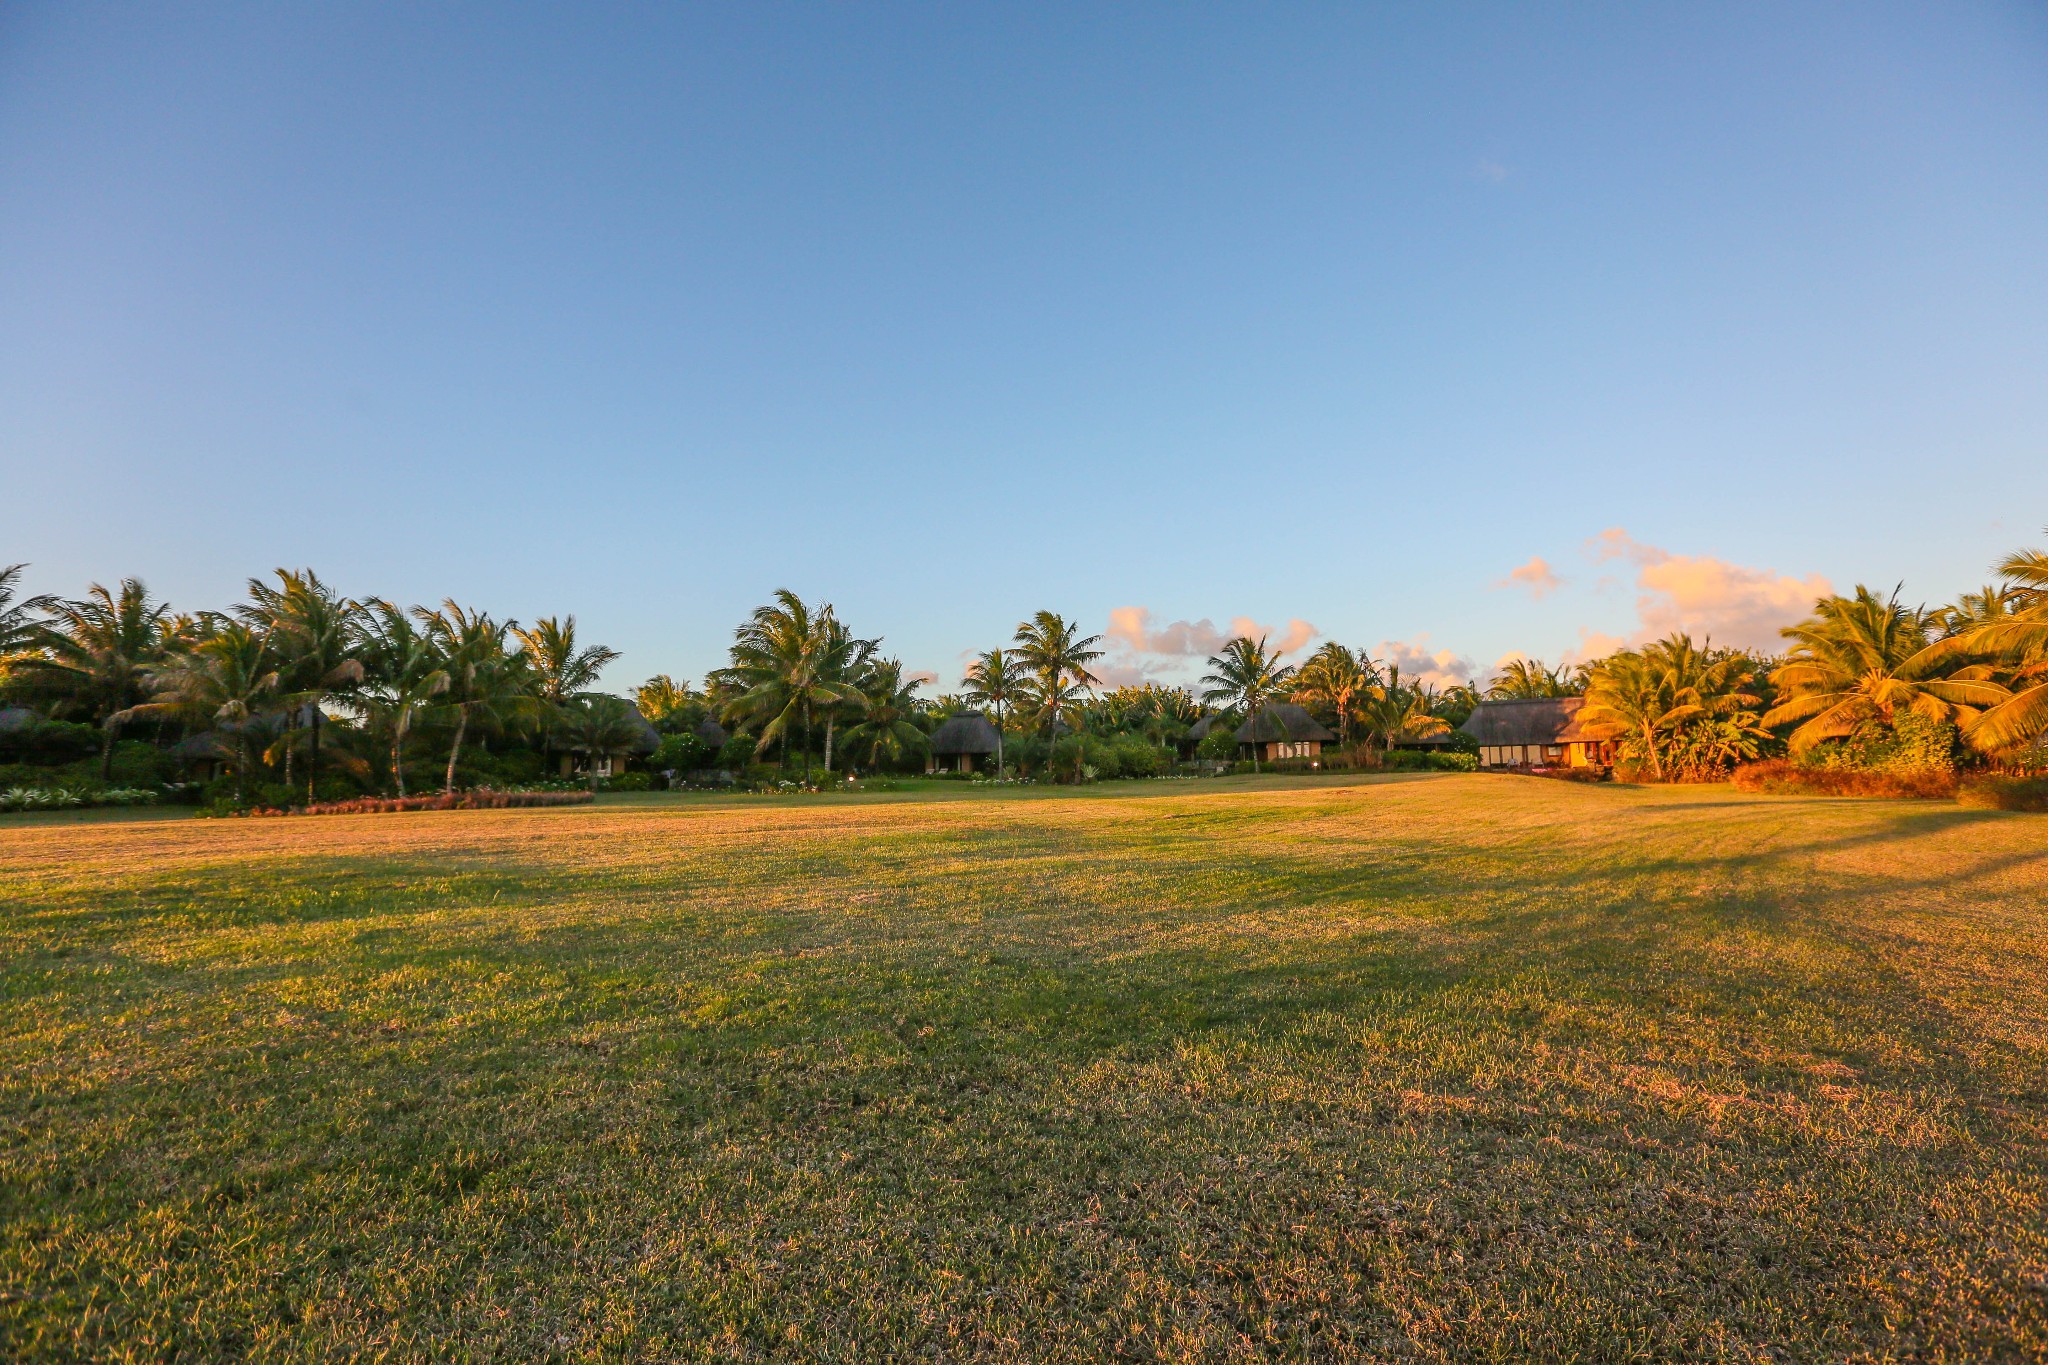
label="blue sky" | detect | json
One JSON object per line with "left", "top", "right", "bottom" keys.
{"left": 3, "top": 3, "right": 2044, "bottom": 692}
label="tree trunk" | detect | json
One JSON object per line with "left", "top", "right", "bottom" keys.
{"left": 307, "top": 701, "right": 321, "bottom": 804}
{"left": 99, "top": 718, "right": 117, "bottom": 784}
{"left": 282, "top": 709, "right": 295, "bottom": 789}
{"left": 824, "top": 716, "right": 835, "bottom": 774}
{"left": 994, "top": 709, "right": 1005, "bottom": 778}
{"left": 236, "top": 734, "right": 250, "bottom": 804}
{"left": 1251, "top": 700, "right": 1261, "bottom": 773}
{"left": 392, "top": 718, "right": 408, "bottom": 798}
{"left": 801, "top": 700, "right": 813, "bottom": 784}
{"left": 444, "top": 707, "right": 468, "bottom": 794}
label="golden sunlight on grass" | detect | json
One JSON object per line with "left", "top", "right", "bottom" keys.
{"left": 3, "top": 774, "right": 2044, "bottom": 1361}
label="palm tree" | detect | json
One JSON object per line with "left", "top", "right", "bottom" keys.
{"left": 817, "top": 616, "right": 880, "bottom": 776}
{"left": 1291, "top": 642, "right": 1375, "bottom": 745}
{"left": 354, "top": 599, "right": 449, "bottom": 796}
{"left": 0, "top": 564, "right": 56, "bottom": 676}
{"left": 1485, "top": 658, "right": 1582, "bottom": 700}
{"left": 553, "top": 695, "right": 645, "bottom": 789}
{"left": 1577, "top": 634, "right": 1761, "bottom": 779}
{"left": 716, "top": 590, "right": 863, "bottom": 783}
{"left": 1936, "top": 534, "right": 2048, "bottom": 755}
{"left": 15, "top": 579, "right": 173, "bottom": 781}
{"left": 961, "top": 647, "right": 1026, "bottom": 776}
{"left": 238, "top": 569, "right": 363, "bottom": 801}
{"left": 1765, "top": 587, "right": 2005, "bottom": 757}
{"left": 514, "top": 615, "right": 620, "bottom": 773}
{"left": 1012, "top": 611, "right": 1103, "bottom": 756}
{"left": 839, "top": 659, "right": 928, "bottom": 770}
{"left": 1199, "top": 635, "right": 1294, "bottom": 773}
{"left": 416, "top": 601, "right": 531, "bottom": 793}
{"left": 515, "top": 616, "right": 619, "bottom": 704}
{"left": 635, "top": 674, "right": 695, "bottom": 726}
{"left": 120, "top": 622, "right": 280, "bottom": 803}
{"left": 1355, "top": 665, "right": 1452, "bottom": 754}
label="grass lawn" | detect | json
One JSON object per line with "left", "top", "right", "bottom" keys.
{"left": 3, "top": 774, "right": 2044, "bottom": 1361}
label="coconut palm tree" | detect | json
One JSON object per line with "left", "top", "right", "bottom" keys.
{"left": 1574, "top": 634, "right": 1761, "bottom": 779}
{"left": 1291, "top": 642, "right": 1375, "bottom": 745}
{"left": 817, "top": 616, "right": 880, "bottom": 776}
{"left": 120, "top": 622, "right": 280, "bottom": 803}
{"left": 635, "top": 675, "right": 694, "bottom": 727}
{"left": 1764, "top": 587, "right": 2005, "bottom": 757}
{"left": 416, "top": 601, "right": 531, "bottom": 793}
{"left": 1485, "top": 658, "right": 1582, "bottom": 700}
{"left": 1012, "top": 611, "right": 1103, "bottom": 743}
{"left": 839, "top": 658, "right": 928, "bottom": 770}
{"left": 354, "top": 599, "right": 449, "bottom": 797}
{"left": 1937, "top": 534, "right": 2048, "bottom": 755}
{"left": 552, "top": 695, "right": 646, "bottom": 789}
{"left": 1199, "top": 635, "right": 1295, "bottom": 773}
{"left": 514, "top": 615, "right": 620, "bottom": 773}
{"left": 515, "top": 616, "right": 619, "bottom": 704}
{"left": 15, "top": 579, "right": 173, "bottom": 781}
{"left": 0, "top": 564, "right": 55, "bottom": 676}
{"left": 238, "top": 569, "right": 364, "bottom": 801}
{"left": 961, "top": 647, "right": 1026, "bottom": 776}
{"left": 1355, "top": 665, "right": 1452, "bottom": 754}
{"left": 716, "top": 590, "right": 863, "bottom": 783}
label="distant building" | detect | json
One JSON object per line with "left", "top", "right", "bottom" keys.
{"left": 926, "top": 710, "right": 1001, "bottom": 773}
{"left": 1234, "top": 703, "right": 1336, "bottom": 764}
{"left": 1459, "top": 697, "right": 1613, "bottom": 770}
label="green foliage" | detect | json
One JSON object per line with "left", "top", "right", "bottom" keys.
{"left": 1196, "top": 727, "right": 1238, "bottom": 761}
{"left": 717, "top": 733, "right": 756, "bottom": 769}
{"left": 1957, "top": 774, "right": 2048, "bottom": 811}
{"left": 651, "top": 732, "right": 714, "bottom": 773}
{"left": 1809, "top": 712, "right": 1958, "bottom": 776}
{"left": 600, "top": 771, "right": 653, "bottom": 792}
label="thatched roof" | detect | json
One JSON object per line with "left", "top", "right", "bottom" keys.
{"left": 928, "top": 710, "right": 1000, "bottom": 755}
{"left": 1186, "top": 713, "right": 1226, "bottom": 740}
{"left": 1234, "top": 703, "right": 1335, "bottom": 744}
{"left": 1458, "top": 698, "right": 1584, "bottom": 746}
{"left": 567, "top": 703, "right": 661, "bottom": 755}
{"left": 694, "top": 716, "right": 730, "bottom": 747}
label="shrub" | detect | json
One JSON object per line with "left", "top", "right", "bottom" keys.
{"left": 651, "top": 733, "right": 714, "bottom": 774}
{"left": 1731, "top": 760, "right": 1958, "bottom": 800}
{"left": 1377, "top": 749, "right": 1478, "bottom": 773}
{"left": 1195, "top": 728, "right": 1238, "bottom": 761}
{"left": 210, "top": 789, "right": 598, "bottom": 818}
{"left": 601, "top": 771, "right": 653, "bottom": 792}
{"left": 1957, "top": 775, "right": 2048, "bottom": 812}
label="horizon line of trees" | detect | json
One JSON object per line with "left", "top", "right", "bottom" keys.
{"left": 5, "top": 528, "right": 2043, "bottom": 802}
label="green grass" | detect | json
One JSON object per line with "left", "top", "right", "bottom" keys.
{"left": 2, "top": 774, "right": 2044, "bottom": 1361}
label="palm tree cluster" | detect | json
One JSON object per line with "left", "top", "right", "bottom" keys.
{"left": 1554, "top": 530, "right": 2048, "bottom": 779}
{"left": 1, "top": 564, "right": 630, "bottom": 804}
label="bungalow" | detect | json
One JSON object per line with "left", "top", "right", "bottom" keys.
{"left": 926, "top": 710, "right": 1001, "bottom": 773}
{"left": 1234, "top": 703, "right": 1336, "bottom": 764}
{"left": 561, "top": 705, "right": 662, "bottom": 779}
{"left": 1458, "top": 697, "right": 1615, "bottom": 770}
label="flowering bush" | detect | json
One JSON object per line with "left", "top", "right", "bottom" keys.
{"left": 204, "top": 789, "right": 596, "bottom": 818}
{"left": 0, "top": 785, "right": 159, "bottom": 813}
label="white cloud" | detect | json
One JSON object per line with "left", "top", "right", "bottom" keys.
{"left": 1105, "top": 607, "right": 1319, "bottom": 664}
{"left": 1495, "top": 555, "right": 1564, "bottom": 600}
{"left": 906, "top": 670, "right": 938, "bottom": 689}
{"left": 1583, "top": 528, "right": 1829, "bottom": 653}
{"left": 1373, "top": 635, "right": 1475, "bottom": 690}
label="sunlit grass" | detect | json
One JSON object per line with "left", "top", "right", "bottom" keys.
{"left": 3, "top": 774, "right": 2044, "bottom": 1361}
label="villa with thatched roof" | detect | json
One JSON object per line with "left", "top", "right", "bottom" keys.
{"left": 1459, "top": 697, "right": 1614, "bottom": 770}
{"left": 926, "top": 710, "right": 1001, "bottom": 773}
{"left": 561, "top": 705, "right": 662, "bottom": 779}
{"left": 1234, "top": 703, "right": 1335, "bottom": 764}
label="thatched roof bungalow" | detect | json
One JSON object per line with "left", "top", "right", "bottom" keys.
{"left": 1233, "top": 703, "right": 1335, "bottom": 764}
{"left": 926, "top": 710, "right": 1001, "bottom": 773}
{"left": 1458, "top": 697, "right": 1613, "bottom": 770}
{"left": 561, "top": 704, "right": 661, "bottom": 779}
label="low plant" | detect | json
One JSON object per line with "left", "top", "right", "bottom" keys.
{"left": 1731, "top": 760, "right": 1958, "bottom": 800}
